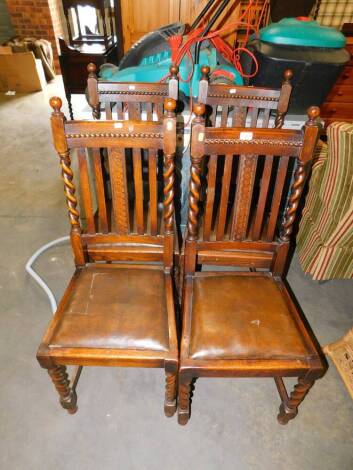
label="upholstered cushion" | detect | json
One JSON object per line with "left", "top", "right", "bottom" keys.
{"left": 189, "top": 274, "right": 308, "bottom": 360}
{"left": 49, "top": 266, "right": 169, "bottom": 352}
{"left": 297, "top": 123, "right": 353, "bottom": 280}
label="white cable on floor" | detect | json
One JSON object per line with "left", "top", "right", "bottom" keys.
{"left": 25, "top": 236, "right": 70, "bottom": 314}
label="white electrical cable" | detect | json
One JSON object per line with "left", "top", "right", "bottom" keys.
{"left": 182, "top": 131, "right": 191, "bottom": 155}
{"left": 25, "top": 236, "right": 70, "bottom": 314}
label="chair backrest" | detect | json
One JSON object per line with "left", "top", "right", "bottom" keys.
{"left": 49, "top": 96, "right": 177, "bottom": 271}
{"left": 87, "top": 63, "right": 179, "bottom": 121}
{"left": 198, "top": 66, "right": 293, "bottom": 128}
{"left": 184, "top": 103, "right": 321, "bottom": 277}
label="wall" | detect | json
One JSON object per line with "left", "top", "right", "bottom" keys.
{"left": 5, "top": 0, "right": 63, "bottom": 73}
{"left": 120, "top": 0, "right": 250, "bottom": 53}
{"left": 0, "top": 0, "right": 14, "bottom": 43}
{"left": 48, "top": 0, "right": 67, "bottom": 49}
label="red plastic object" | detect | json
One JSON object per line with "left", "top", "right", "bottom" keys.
{"left": 210, "top": 36, "right": 234, "bottom": 63}
{"left": 212, "top": 68, "right": 235, "bottom": 81}
{"left": 296, "top": 16, "right": 311, "bottom": 21}
{"left": 168, "top": 35, "right": 183, "bottom": 63}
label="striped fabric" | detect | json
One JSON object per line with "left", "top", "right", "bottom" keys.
{"left": 297, "top": 122, "right": 353, "bottom": 280}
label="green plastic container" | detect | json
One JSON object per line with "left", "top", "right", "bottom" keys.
{"left": 259, "top": 17, "right": 346, "bottom": 48}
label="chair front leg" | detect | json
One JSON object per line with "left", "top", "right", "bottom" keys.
{"left": 178, "top": 376, "right": 193, "bottom": 425}
{"left": 48, "top": 365, "right": 77, "bottom": 414}
{"left": 277, "top": 376, "right": 314, "bottom": 425}
{"left": 164, "top": 371, "right": 177, "bottom": 417}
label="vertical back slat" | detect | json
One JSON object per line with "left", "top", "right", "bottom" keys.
{"left": 266, "top": 156, "right": 290, "bottom": 241}
{"left": 105, "top": 101, "right": 112, "bottom": 119}
{"left": 216, "top": 155, "right": 233, "bottom": 241}
{"left": 220, "top": 106, "right": 228, "bottom": 127}
{"left": 148, "top": 148, "right": 158, "bottom": 235}
{"left": 77, "top": 148, "right": 95, "bottom": 233}
{"left": 203, "top": 154, "right": 217, "bottom": 240}
{"left": 128, "top": 102, "right": 140, "bottom": 120}
{"left": 231, "top": 154, "right": 258, "bottom": 240}
{"left": 250, "top": 107, "right": 259, "bottom": 127}
{"left": 252, "top": 155, "right": 273, "bottom": 240}
{"left": 156, "top": 103, "right": 163, "bottom": 120}
{"left": 232, "top": 105, "right": 246, "bottom": 127}
{"left": 92, "top": 148, "right": 109, "bottom": 233}
{"left": 132, "top": 148, "right": 144, "bottom": 234}
{"left": 108, "top": 147, "right": 130, "bottom": 234}
{"left": 146, "top": 102, "right": 153, "bottom": 121}
{"left": 262, "top": 108, "right": 271, "bottom": 128}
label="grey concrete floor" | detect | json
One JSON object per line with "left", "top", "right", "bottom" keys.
{"left": 0, "top": 79, "right": 352, "bottom": 470}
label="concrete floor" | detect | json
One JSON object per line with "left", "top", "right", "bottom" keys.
{"left": 0, "top": 79, "right": 352, "bottom": 470}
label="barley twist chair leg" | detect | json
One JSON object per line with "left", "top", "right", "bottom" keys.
{"left": 164, "top": 372, "right": 177, "bottom": 417}
{"left": 277, "top": 376, "right": 314, "bottom": 425}
{"left": 48, "top": 365, "right": 78, "bottom": 414}
{"left": 178, "top": 379, "right": 192, "bottom": 425}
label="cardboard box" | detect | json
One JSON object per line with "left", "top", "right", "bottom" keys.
{"left": 0, "top": 50, "right": 46, "bottom": 93}
{"left": 0, "top": 46, "right": 12, "bottom": 54}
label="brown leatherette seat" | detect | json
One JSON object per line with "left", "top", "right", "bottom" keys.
{"left": 189, "top": 274, "right": 308, "bottom": 361}
{"left": 49, "top": 266, "right": 169, "bottom": 352}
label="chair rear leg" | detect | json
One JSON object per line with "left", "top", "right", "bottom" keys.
{"left": 164, "top": 372, "right": 177, "bottom": 417}
{"left": 48, "top": 365, "right": 78, "bottom": 414}
{"left": 277, "top": 376, "right": 314, "bottom": 425}
{"left": 178, "top": 250, "right": 185, "bottom": 298}
{"left": 178, "top": 376, "right": 193, "bottom": 425}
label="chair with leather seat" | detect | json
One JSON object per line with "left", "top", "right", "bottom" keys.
{"left": 36, "top": 96, "right": 178, "bottom": 417}
{"left": 176, "top": 67, "right": 294, "bottom": 293}
{"left": 198, "top": 65, "right": 293, "bottom": 129}
{"left": 177, "top": 103, "right": 327, "bottom": 425}
{"left": 86, "top": 63, "right": 179, "bottom": 121}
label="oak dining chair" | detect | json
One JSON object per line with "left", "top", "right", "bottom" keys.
{"left": 177, "top": 67, "right": 293, "bottom": 293}
{"left": 177, "top": 103, "right": 327, "bottom": 425}
{"left": 198, "top": 65, "right": 293, "bottom": 129}
{"left": 87, "top": 63, "right": 179, "bottom": 121}
{"left": 36, "top": 97, "right": 179, "bottom": 417}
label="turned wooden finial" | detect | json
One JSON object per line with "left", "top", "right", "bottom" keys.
{"left": 283, "top": 69, "right": 293, "bottom": 82}
{"left": 201, "top": 65, "right": 210, "bottom": 80}
{"left": 49, "top": 96, "right": 63, "bottom": 114}
{"left": 169, "top": 64, "right": 179, "bottom": 78}
{"left": 306, "top": 106, "right": 320, "bottom": 125}
{"left": 193, "top": 102, "right": 205, "bottom": 121}
{"left": 164, "top": 97, "right": 177, "bottom": 116}
{"left": 87, "top": 62, "right": 97, "bottom": 75}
